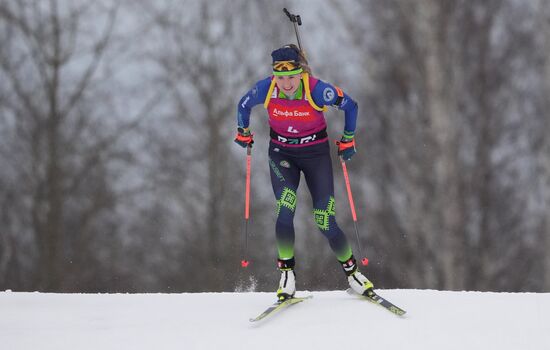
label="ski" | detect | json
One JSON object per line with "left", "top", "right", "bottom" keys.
{"left": 346, "top": 288, "right": 407, "bottom": 316}
{"left": 249, "top": 295, "right": 312, "bottom": 322}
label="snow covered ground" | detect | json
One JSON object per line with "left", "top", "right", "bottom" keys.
{"left": 1, "top": 289, "right": 548, "bottom": 350}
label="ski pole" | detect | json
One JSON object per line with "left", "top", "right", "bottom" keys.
{"left": 241, "top": 145, "right": 252, "bottom": 268}
{"left": 339, "top": 156, "right": 369, "bottom": 266}
{"left": 283, "top": 8, "right": 304, "bottom": 52}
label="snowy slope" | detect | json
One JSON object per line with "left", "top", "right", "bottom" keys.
{"left": 1, "top": 290, "right": 548, "bottom": 350}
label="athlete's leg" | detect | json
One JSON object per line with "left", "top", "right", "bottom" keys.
{"left": 268, "top": 145, "right": 301, "bottom": 261}
{"left": 301, "top": 146, "right": 353, "bottom": 262}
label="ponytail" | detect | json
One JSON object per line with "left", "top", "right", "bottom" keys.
{"left": 287, "top": 43, "right": 312, "bottom": 75}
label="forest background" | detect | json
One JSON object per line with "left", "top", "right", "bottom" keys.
{"left": 1, "top": 0, "right": 550, "bottom": 293}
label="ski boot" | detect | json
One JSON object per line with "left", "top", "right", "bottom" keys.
{"left": 276, "top": 258, "right": 296, "bottom": 301}
{"left": 341, "top": 256, "right": 374, "bottom": 295}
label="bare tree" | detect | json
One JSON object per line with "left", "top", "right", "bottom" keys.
{"left": 331, "top": 0, "right": 545, "bottom": 291}
{"left": 536, "top": 0, "right": 550, "bottom": 292}
{"left": 0, "top": 0, "right": 154, "bottom": 291}
{"left": 1, "top": 0, "right": 547, "bottom": 293}
{"left": 130, "top": 0, "right": 292, "bottom": 292}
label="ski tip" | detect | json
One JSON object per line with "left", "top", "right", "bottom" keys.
{"left": 390, "top": 307, "right": 407, "bottom": 317}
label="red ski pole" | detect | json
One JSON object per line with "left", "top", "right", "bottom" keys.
{"left": 241, "top": 145, "right": 252, "bottom": 268}
{"left": 340, "top": 156, "right": 369, "bottom": 266}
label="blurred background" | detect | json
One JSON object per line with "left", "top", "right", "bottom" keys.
{"left": 0, "top": 0, "right": 549, "bottom": 293}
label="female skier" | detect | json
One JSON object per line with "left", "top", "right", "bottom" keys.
{"left": 234, "top": 44, "right": 373, "bottom": 300}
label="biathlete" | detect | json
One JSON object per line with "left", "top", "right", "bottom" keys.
{"left": 234, "top": 44, "right": 373, "bottom": 300}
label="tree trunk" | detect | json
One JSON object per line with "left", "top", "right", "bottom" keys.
{"left": 418, "top": 0, "right": 464, "bottom": 290}
{"left": 539, "top": 4, "right": 550, "bottom": 292}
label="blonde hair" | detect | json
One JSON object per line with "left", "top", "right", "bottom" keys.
{"left": 287, "top": 44, "right": 312, "bottom": 75}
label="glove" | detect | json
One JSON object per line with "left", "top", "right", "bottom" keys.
{"left": 234, "top": 127, "right": 254, "bottom": 148}
{"left": 336, "top": 136, "right": 356, "bottom": 161}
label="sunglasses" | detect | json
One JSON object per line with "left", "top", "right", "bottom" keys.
{"left": 273, "top": 60, "right": 300, "bottom": 71}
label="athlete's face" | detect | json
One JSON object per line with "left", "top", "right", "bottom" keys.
{"left": 275, "top": 74, "right": 302, "bottom": 96}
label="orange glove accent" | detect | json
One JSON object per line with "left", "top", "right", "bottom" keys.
{"left": 335, "top": 138, "right": 356, "bottom": 160}
{"left": 234, "top": 128, "right": 254, "bottom": 148}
